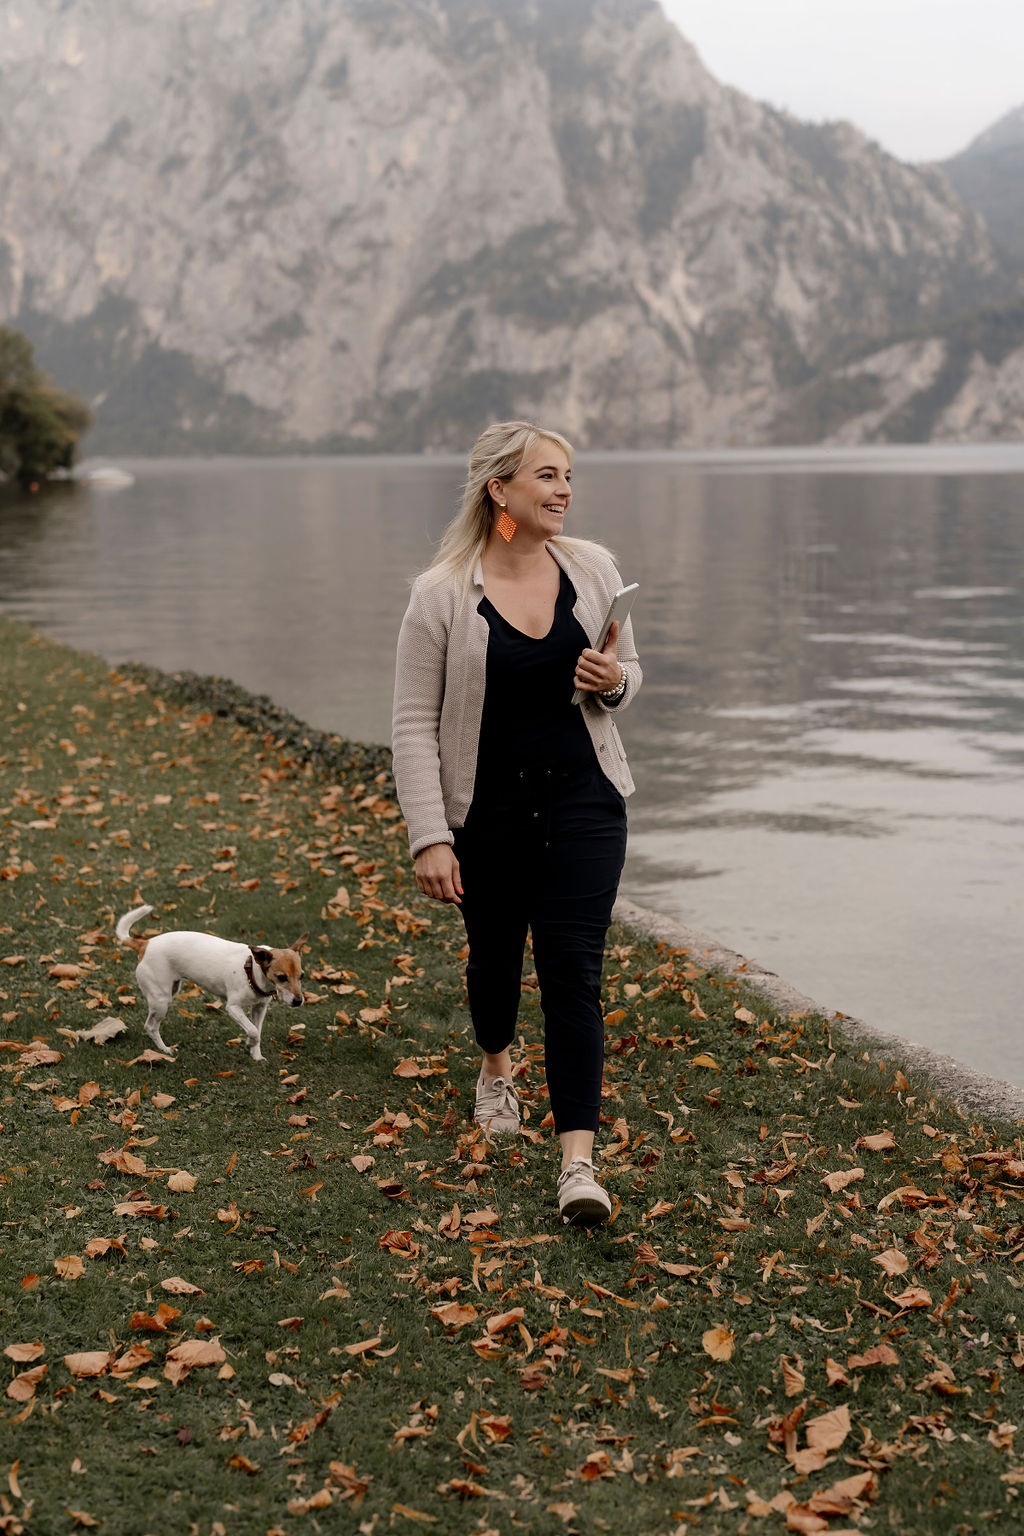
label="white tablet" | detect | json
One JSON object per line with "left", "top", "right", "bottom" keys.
{"left": 572, "top": 583, "right": 640, "bottom": 705}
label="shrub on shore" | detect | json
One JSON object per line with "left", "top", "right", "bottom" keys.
{"left": 0, "top": 326, "right": 92, "bottom": 488}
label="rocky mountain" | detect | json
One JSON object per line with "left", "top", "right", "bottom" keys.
{"left": 942, "top": 104, "right": 1024, "bottom": 263}
{"left": 0, "top": 0, "right": 1015, "bottom": 452}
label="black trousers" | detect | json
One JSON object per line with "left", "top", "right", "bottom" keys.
{"left": 451, "top": 761, "right": 627, "bottom": 1134}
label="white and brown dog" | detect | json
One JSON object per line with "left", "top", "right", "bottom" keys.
{"left": 116, "top": 903, "right": 307, "bottom": 1062}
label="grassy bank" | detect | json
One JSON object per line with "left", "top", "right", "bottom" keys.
{"left": 3, "top": 612, "right": 1024, "bottom": 1536}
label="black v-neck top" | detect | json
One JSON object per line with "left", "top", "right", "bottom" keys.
{"left": 473, "top": 566, "right": 597, "bottom": 787}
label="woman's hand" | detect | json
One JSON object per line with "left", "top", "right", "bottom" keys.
{"left": 574, "top": 619, "right": 623, "bottom": 694}
{"left": 414, "top": 843, "right": 463, "bottom": 906}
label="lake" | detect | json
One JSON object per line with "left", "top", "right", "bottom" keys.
{"left": 3, "top": 445, "right": 1024, "bottom": 1084}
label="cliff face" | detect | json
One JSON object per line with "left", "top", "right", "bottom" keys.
{"left": 942, "top": 104, "right": 1024, "bottom": 264}
{"left": 0, "top": 0, "right": 1010, "bottom": 451}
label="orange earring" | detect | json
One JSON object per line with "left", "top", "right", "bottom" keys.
{"left": 495, "top": 503, "right": 517, "bottom": 542}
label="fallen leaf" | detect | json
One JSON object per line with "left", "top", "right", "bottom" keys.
{"left": 130, "top": 1304, "right": 181, "bottom": 1332}
{"left": 6, "top": 1364, "right": 47, "bottom": 1401}
{"left": 160, "top": 1276, "right": 205, "bottom": 1295}
{"left": 54, "top": 1256, "right": 85, "bottom": 1281}
{"left": 872, "top": 1248, "right": 908, "bottom": 1277}
{"left": 856, "top": 1130, "right": 896, "bottom": 1152}
{"left": 690, "top": 1054, "right": 719, "bottom": 1070}
{"left": 431, "top": 1303, "right": 478, "bottom": 1329}
{"left": 227, "top": 1454, "right": 260, "bottom": 1475}
{"left": 888, "top": 1284, "right": 933, "bottom": 1310}
{"left": 64, "top": 1351, "right": 115, "bottom": 1378}
{"left": 782, "top": 1358, "right": 806, "bottom": 1397}
{"left": 804, "top": 1403, "right": 851, "bottom": 1453}
{"left": 72, "top": 1017, "right": 127, "bottom": 1045}
{"left": 4, "top": 1342, "right": 45, "bottom": 1363}
{"left": 821, "top": 1167, "right": 864, "bottom": 1194}
{"left": 351, "top": 1154, "right": 375, "bottom": 1172}
{"left": 703, "top": 1326, "right": 735, "bottom": 1362}
{"left": 848, "top": 1344, "right": 899, "bottom": 1370}
{"left": 167, "top": 1170, "right": 197, "bottom": 1193}
{"left": 487, "top": 1308, "right": 525, "bottom": 1335}
{"left": 391, "top": 1505, "right": 439, "bottom": 1524}
{"left": 341, "top": 1336, "right": 382, "bottom": 1356}
{"left": 98, "top": 1147, "right": 148, "bottom": 1176}
{"left": 164, "top": 1336, "right": 226, "bottom": 1384}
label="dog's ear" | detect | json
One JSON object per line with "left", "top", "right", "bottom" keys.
{"left": 290, "top": 933, "right": 309, "bottom": 954}
{"left": 249, "top": 945, "right": 275, "bottom": 971}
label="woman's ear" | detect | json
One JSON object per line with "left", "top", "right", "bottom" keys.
{"left": 486, "top": 477, "right": 505, "bottom": 504}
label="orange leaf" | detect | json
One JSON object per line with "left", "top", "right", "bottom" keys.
{"left": 160, "top": 1276, "right": 205, "bottom": 1295}
{"left": 486, "top": 1308, "right": 525, "bottom": 1335}
{"left": 821, "top": 1167, "right": 864, "bottom": 1194}
{"left": 702, "top": 1326, "right": 735, "bottom": 1362}
{"left": 430, "top": 1303, "right": 478, "bottom": 1329}
{"left": 4, "top": 1342, "right": 45, "bottom": 1363}
{"left": 6, "top": 1364, "right": 47, "bottom": 1401}
{"left": 64, "top": 1351, "right": 115, "bottom": 1378}
{"left": 856, "top": 1130, "right": 896, "bottom": 1152}
{"left": 54, "top": 1256, "right": 85, "bottom": 1281}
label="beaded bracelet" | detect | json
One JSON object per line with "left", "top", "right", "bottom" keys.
{"left": 599, "top": 667, "right": 626, "bottom": 701}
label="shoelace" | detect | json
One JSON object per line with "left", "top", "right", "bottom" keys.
{"left": 477, "top": 1077, "right": 518, "bottom": 1112}
{"left": 558, "top": 1157, "right": 596, "bottom": 1187}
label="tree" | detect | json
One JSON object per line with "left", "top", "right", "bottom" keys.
{"left": 0, "top": 327, "right": 92, "bottom": 488}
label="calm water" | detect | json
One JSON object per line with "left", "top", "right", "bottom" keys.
{"left": 3, "top": 447, "right": 1024, "bottom": 1084}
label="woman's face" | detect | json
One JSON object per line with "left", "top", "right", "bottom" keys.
{"left": 492, "top": 439, "right": 573, "bottom": 541}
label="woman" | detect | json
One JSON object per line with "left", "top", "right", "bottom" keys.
{"left": 391, "top": 421, "right": 641, "bottom": 1225}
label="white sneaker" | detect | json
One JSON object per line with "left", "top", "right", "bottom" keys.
{"left": 473, "top": 1073, "right": 520, "bottom": 1134}
{"left": 557, "top": 1158, "right": 612, "bottom": 1226}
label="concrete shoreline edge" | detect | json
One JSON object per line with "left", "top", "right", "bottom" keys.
{"left": 11, "top": 627, "right": 1022, "bottom": 1130}
{"left": 613, "top": 894, "right": 1024, "bottom": 1126}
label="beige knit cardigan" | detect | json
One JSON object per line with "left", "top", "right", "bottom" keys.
{"left": 391, "top": 539, "right": 642, "bottom": 859}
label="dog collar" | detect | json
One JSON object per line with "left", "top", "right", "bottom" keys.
{"left": 245, "top": 955, "right": 275, "bottom": 999}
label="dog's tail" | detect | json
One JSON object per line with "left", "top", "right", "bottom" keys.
{"left": 116, "top": 903, "right": 155, "bottom": 956}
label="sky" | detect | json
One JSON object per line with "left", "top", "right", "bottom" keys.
{"left": 660, "top": 0, "right": 1023, "bottom": 163}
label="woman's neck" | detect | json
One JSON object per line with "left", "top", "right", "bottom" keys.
{"left": 481, "top": 532, "right": 555, "bottom": 579}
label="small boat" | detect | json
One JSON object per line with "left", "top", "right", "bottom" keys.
{"left": 84, "top": 465, "right": 136, "bottom": 488}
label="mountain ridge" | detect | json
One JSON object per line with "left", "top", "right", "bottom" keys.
{"left": 1, "top": 0, "right": 1018, "bottom": 452}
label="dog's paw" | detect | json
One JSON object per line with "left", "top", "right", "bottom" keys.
{"left": 249, "top": 1048, "right": 266, "bottom": 1063}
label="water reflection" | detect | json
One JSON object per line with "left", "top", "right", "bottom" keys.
{"left": 1, "top": 448, "right": 1023, "bottom": 1082}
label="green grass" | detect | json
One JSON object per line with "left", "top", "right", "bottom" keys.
{"left": 3, "top": 610, "right": 1024, "bottom": 1535}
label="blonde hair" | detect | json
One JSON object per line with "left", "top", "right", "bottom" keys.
{"left": 419, "top": 420, "right": 614, "bottom": 608}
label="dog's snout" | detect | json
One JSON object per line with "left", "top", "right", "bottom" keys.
{"left": 291, "top": 994, "right": 304, "bottom": 1007}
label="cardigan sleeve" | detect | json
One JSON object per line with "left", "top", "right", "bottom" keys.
{"left": 391, "top": 581, "right": 456, "bottom": 860}
{"left": 593, "top": 557, "right": 642, "bottom": 715}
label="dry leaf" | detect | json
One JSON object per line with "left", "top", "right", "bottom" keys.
{"left": 430, "top": 1303, "right": 478, "bottom": 1328}
{"left": 164, "top": 1336, "right": 226, "bottom": 1384}
{"left": 821, "top": 1167, "right": 864, "bottom": 1194}
{"left": 690, "top": 1053, "right": 719, "bottom": 1070}
{"left": 782, "top": 1358, "right": 806, "bottom": 1397}
{"left": 160, "top": 1276, "right": 205, "bottom": 1295}
{"left": 702, "top": 1326, "right": 735, "bottom": 1362}
{"left": 6, "top": 1364, "right": 46, "bottom": 1401}
{"left": 54, "top": 1255, "right": 85, "bottom": 1280}
{"left": 4, "top": 1342, "right": 45, "bottom": 1363}
{"left": 63, "top": 1351, "right": 114, "bottom": 1378}
{"left": 888, "top": 1284, "right": 932, "bottom": 1310}
{"left": 487, "top": 1308, "right": 525, "bottom": 1335}
{"left": 72, "top": 1017, "right": 127, "bottom": 1045}
{"left": 856, "top": 1130, "right": 896, "bottom": 1151}
{"left": 872, "top": 1248, "right": 908, "bottom": 1277}
{"left": 98, "top": 1147, "right": 148, "bottom": 1176}
{"left": 350, "top": 1155, "right": 375, "bottom": 1173}
{"left": 804, "top": 1403, "right": 851, "bottom": 1452}
{"left": 167, "top": 1170, "right": 197, "bottom": 1193}
{"left": 847, "top": 1344, "right": 898, "bottom": 1370}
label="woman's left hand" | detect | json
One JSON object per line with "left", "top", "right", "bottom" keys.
{"left": 574, "top": 620, "right": 623, "bottom": 694}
